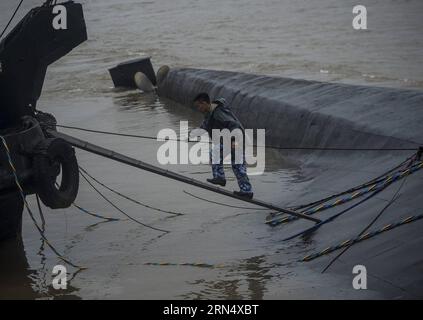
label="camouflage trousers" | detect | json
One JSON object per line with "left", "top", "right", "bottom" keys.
{"left": 210, "top": 144, "right": 252, "bottom": 193}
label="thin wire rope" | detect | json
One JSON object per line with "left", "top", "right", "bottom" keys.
{"left": 56, "top": 124, "right": 419, "bottom": 152}
{"left": 36, "top": 194, "right": 46, "bottom": 232}
{"left": 53, "top": 181, "right": 119, "bottom": 221}
{"left": 78, "top": 169, "right": 169, "bottom": 233}
{"left": 0, "top": 0, "right": 24, "bottom": 39}
{"left": 183, "top": 190, "right": 268, "bottom": 211}
{"left": 79, "top": 165, "right": 184, "bottom": 216}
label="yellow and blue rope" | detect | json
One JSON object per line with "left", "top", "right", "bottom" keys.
{"left": 267, "top": 160, "right": 423, "bottom": 226}
{"left": 302, "top": 213, "right": 423, "bottom": 262}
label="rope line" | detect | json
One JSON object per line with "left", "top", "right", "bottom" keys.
{"left": 71, "top": 202, "right": 120, "bottom": 221}
{"left": 0, "top": 0, "right": 24, "bottom": 39}
{"left": 78, "top": 169, "right": 170, "bottom": 233}
{"left": 144, "top": 262, "right": 222, "bottom": 268}
{"left": 36, "top": 194, "right": 46, "bottom": 232}
{"left": 53, "top": 181, "right": 121, "bottom": 221}
{"left": 56, "top": 124, "right": 420, "bottom": 152}
{"left": 183, "top": 190, "right": 268, "bottom": 211}
{"left": 302, "top": 212, "right": 423, "bottom": 262}
{"left": 321, "top": 157, "right": 415, "bottom": 273}
{"left": 288, "top": 154, "right": 416, "bottom": 212}
{"left": 267, "top": 158, "right": 422, "bottom": 226}
{"left": 281, "top": 160, "right": 423, "bottom": 241}
{"left": 57, "top": 124, "right": 164, "bottom": 142}
{"left": 79, "top": 165, "right": 184, "bottom": 216}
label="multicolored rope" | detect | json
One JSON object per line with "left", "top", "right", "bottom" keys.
{"left": 301, "top": 213, "right": 423, "bottom": 262}
{"left": 289, "top": 154, "right": 416, "bottom": 212}
{"left": 267, "top": 160, "right": 423, "bottom": 226}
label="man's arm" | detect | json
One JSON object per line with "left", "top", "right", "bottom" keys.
{"left": 189, "top": 113, "right": 210, "bottom": 138}
{"left": 200, "top": 115, "right": 210, "bottom": 130}
{"left": 213, "top": 108, "right": 242, "bottom": 132}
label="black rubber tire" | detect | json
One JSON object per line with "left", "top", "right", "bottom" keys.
{"left": 33, "top": 138, "right": 79, "bottom": 209}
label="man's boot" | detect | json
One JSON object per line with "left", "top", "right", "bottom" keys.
{"left": 206, "top": 177, "right": 227, "bottom": 186}
{"left": 233, "top": 190, "right": 254, "bottom": 199}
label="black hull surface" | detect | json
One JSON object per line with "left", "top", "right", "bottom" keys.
{"left": 0, "top": 193, "right": 24, "bottom": 241}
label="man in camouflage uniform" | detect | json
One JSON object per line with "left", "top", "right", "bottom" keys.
{"left": 192, "top": 92, "right": 253, "bottom": 199}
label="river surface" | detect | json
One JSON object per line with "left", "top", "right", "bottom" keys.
{"left": 1, "top": 0, "right": 422, "bottom": 299}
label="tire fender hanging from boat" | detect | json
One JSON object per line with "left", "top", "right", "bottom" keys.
{"left": 33, "top": 138, "right": 79, "bottom": 209}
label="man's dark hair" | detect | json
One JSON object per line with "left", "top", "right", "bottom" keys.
{"left": 193, "top": 92, "right": 210, "bottom": 104}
